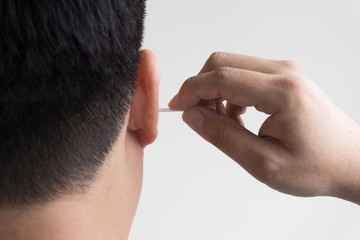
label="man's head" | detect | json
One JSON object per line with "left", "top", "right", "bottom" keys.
{"left": 0, "top": 0, "right": 159, "bottom": 238}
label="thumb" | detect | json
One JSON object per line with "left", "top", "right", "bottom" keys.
{"left": 182, "top": 106, "right": 274, "bottom": 179}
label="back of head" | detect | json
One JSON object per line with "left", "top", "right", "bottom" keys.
{"left": 0, "top": 0, "right": 145, "bottom": 207}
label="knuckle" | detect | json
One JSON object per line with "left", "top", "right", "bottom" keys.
{"left": 207, "top": 52, "right": 227, "bottom": 68}
{"left": 279, "top": 60, "right": 301, "bottom": 70}
{"left": 256, "top": 152, "right": 282, "bottom": 183}
{"left": 275, "top": 75, "right": 307, "bottom": 107}
{"left": 213, "top": 67, "right": 234, "bottom": 81}
{"left": 275, "top": 75, "right": 304, "bottom": 97}
{"left": 276, "top": 75, "right": 300, "bottom": 91}
{"left": 209, "top": 122, "right": 228, "bottom": 148}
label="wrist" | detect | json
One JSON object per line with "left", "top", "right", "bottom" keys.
{"left": 331, "top": 124, "right": 360, "bottom": 205}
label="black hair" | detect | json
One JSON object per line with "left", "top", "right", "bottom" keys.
{"left": 0, "top": 0, "right": 146, "bottom": 206}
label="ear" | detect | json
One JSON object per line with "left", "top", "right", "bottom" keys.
{"left": 128, "top": 49, "right": 160, "bottom": 147}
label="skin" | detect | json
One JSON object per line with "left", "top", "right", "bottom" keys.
{"left": 169, "top": 52, "right": 360, "bottom": 205}
{"left": 0, "top": 49, "right": 160, "bottom": 240}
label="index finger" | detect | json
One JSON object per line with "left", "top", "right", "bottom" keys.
{"left": 169, "top": 67, "right": 284, "bottom": 114}
{"left": 199, "top": 52, "right": 284, "bottom": 74}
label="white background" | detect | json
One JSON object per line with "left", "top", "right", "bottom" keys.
{"left": 130, "top": 1, "right": 360, "bottom": 239}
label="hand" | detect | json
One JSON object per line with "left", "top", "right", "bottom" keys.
{"left": 169, "top": 52, "right": 360, "bottom": 204}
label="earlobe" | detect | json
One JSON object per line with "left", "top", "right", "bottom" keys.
{"left": 128, "top": 50, "right": 160, "bottom": 147}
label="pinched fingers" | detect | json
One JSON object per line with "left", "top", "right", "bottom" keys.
{"left": 226, "top": 103, "right": 247, "bottom": 126}
{"left": 182, "top": 106, "right": 285, "bottom": 186}
{"left": 169, "top": 67, "right": 284, "bottom": 114}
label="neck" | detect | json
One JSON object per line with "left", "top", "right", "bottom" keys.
{"left": 0, "top": 196, "right": 128, "bottom": 240}
{"left": 0, "top": 132, "right": 142, "bottom": 240}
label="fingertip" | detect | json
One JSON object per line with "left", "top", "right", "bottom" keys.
{"left": 168, "top": 94, "right": 178, "bottom": 109}
{"left": 182, "top": 107, "right": 205, "bottom": 132}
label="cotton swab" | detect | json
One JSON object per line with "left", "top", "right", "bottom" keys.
{"left": 159, "top": 107, "right": 182, "bottom": 112}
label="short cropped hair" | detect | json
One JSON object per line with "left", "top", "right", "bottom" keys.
{"left": 0, "top": 0, "right": 146, "bottom": 206}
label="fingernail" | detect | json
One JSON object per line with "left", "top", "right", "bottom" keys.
{"left": 168, "top": 94, "right": 178, "bottom": 108}
{"left": 183, "top": 108, "right": 204, "bottom": 132}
